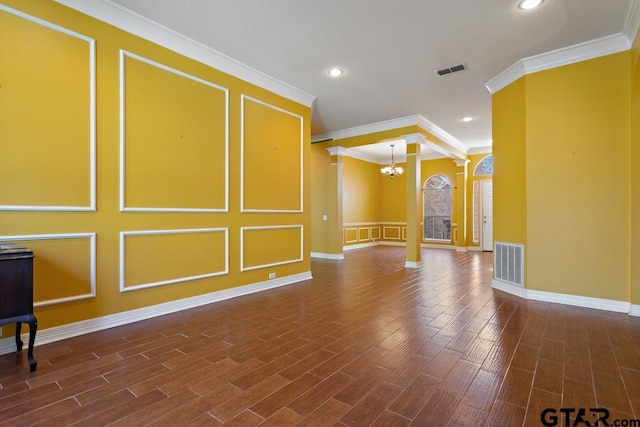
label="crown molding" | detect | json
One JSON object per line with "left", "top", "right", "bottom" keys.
{"left": 343, "top": 148, "right": 381, "bottom": 164}
{"left": 328, "top": 145, "right": 395, "bottom": 164}
{"left": 312, "top": 114, "right": 467, "bottom": 158}
{"left": 421, "top": 138, "right": 460, "bottom": 160}
{"left": 415, "top": 115, "right": 468, "bottom": 155}
{"left": 311, "top": 115, "right": 419, "bottom": 143}
{"left": 486, "top": 33, "right": 631, "bottom": 94}
{"left": 523, "top": 33, "right": 630, "bottom": 74}
{"left": 326, "top": 146, "right": 348, "bottom": 157}
{"left": 623, "top": 0, "right": 640, "bottom": 43}
{"left": 402, "top": 133, "right": 427, "bottom": 145}
{"left": 484, "top": 60, "right": 526, "bottom": 94}
{"left": 468, "top": 145, "right": 493, "bottom": 155}
{"left": 54, "top": 0, "right": 316, "bottom": 107}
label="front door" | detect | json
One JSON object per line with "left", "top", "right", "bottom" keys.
{"left": 481, "top": 180, "right": 493, "bottom": 251}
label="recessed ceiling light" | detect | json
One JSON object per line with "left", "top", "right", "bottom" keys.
{"left": 328, "top": 67, "right": 344, "bottom": 77}
{"left": 518, "top": 0, "right": 544, "bottom": 9}
{"left": 462, "top": 117, "right": 473, "bottom": 122}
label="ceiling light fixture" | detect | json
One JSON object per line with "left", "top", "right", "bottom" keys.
{"left": 462, "top": 117, "right": 473, "bottom": 122}
{"left": 518, "top": 0, "right": 544, "bottom": 9}
{"left": 328, "top": 67, "right": 344, "bottom": 77}
{"left": 380, "top": 144, "right": 403, "bottom": 179}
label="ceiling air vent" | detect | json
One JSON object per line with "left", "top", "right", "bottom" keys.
{"left": 436, "top": 63, "right": 466, "bottom": 76}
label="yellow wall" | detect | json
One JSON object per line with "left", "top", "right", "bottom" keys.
{"left": 380, "top": 162, "right": 407, "bottom": 223}
{"left": 526, "top": 52, "right": 630, "bottom": 301}
{"left": 631, "top": 32, "right": 640, "bottom": 305}
{"left": 0, "top": 1, "right": 311, "bottom": 330}
{"left": 343, "top": 157, "right": 381, "bottom": 223}
{"left": 310, "top": 144, "right": 340, "bottom": 254}
{"left": 493, "top": 52, "right": 632, "bottom": 302}
{"left": 421, "top": 159, "right": 457, "bottom": 192}
{"left": 493, "top": 78, "right": 527, "bottom": 249}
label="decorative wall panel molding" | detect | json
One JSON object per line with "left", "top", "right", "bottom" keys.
{"left": 240, "top": 225, "right": 304, "bottom": 271}
{"left": 120, "top": 50, "right": 229, "bottom": 212}
{"left": 0, "top": 5, "right": 95, "bottom": 211}
{"left": 120, "top": 228, "right": 229, "bottom": 292}
{"left": 241, "top": 95, "right": 304, "bottom": 213}
{"left": 0, "top": 233, "right": 96, "bottom": 306}
{"left": 371, "top": 226, "right": 381, "bottom": 240}
{"left": 383, "top": 226, "right": 402, "bottom": 240}
{"left": 343, "top": 224, "right": 383, "bottom": 245}
{"left": 358, "top": 228, "right": 371, "bottom": 242}
{"left": 344, "top": 228, "right": 358, "bottom": 244}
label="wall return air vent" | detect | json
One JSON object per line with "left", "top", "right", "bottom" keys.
{"left": 436, "top": 63, "right": 466, "bottom": 76}
{"left": 494, "top": 242, "right": 524, "bottom": 287}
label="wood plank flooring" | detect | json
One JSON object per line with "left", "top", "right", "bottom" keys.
{"left": 0, "top": 246, "right": 639, "bottom": 426}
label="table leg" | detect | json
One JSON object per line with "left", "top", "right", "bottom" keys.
{"left": 27, "top": 317, "right": 37, "bottom": 372}
{"left": 15, "top": 322, "right": 23, "bottom": 351}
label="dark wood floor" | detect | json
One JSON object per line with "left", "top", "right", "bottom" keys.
{"left": 0, "top": 246, "right": 639, "bottom": 426}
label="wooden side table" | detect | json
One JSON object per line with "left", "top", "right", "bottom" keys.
{"left": 0, "top": 244, "right": 37, "bottom": 372}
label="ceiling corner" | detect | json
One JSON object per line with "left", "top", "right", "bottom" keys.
{"left": 623, "top": 0, "right": 640, "bottom": 42}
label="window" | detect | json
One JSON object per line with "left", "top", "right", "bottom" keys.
{"left": 423, "top": 175, "right": 452, "bottom": 241}
{"left": 474, "top": 155, "right": 493, "bottom": 176}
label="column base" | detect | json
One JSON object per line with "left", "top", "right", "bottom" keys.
{"left": 405, "top": 261, "right": 420, "bottom": 268}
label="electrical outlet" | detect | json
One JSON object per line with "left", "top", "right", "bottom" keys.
{"left": 269, "top": 272, "right": 276, "bottom": 279}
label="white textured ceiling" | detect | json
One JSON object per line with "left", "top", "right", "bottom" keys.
{"left": 110, "top": 0, "right": 634, "bottom": 156}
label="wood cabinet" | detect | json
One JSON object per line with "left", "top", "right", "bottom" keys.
{"left": 0, "top": 244, "right": 37, "bottom": 372}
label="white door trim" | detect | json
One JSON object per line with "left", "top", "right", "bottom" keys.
{"left": 480, "top": 179, "right": 493, "bottom": 252}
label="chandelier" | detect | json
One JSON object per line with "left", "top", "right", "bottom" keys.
{"left": 380, "top": 144, "right": 403, "bottom": 178}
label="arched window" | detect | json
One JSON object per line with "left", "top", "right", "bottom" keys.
{"left": 423, "top": 175, "right": 452, "bottom": 241}
{"left": 473, "top": 155, "right": 493, "bottom": 176}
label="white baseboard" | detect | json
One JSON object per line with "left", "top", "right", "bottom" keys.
{"left": 343, "top": 241, "right": 381, "bottom": 251}
{"left": 527, "top": 289, "right": 631, "bottom": 313}
{"left": 421, "top": 243, "right": 457, "bottom": 250}
{"left": 405, "top": 261, "right": 420, "bottom": 268}
{"left": 380, "top": 241, "right": 405, "bottom": 247}
{"left": 491, "top": 279, "right": 527, "bottom": 298}
{"left": 455, "top": 246, "right": 483, "bottom": 252}
{"left": 0, "top": 271, "right": 312, "bottom": 355}
{"left": 492, "top": 279, "right": 635, "bottom": 315}
{"left": 310, "top": 252, "right": 345, "bottom": 260}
